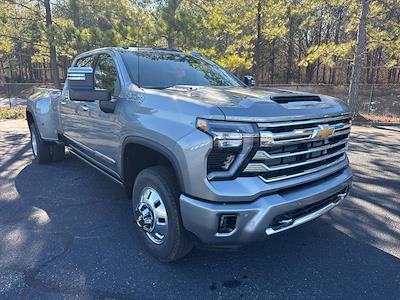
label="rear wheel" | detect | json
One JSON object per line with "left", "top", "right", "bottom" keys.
{"left": 132, "top": 166, "right": 193, "bottom": 262}
{"left": 51, "top": 144, "right": 65, "bottom": 162}
{"left": 29, "top": 123, "right": 65, "bottom": 163}
{"left": 29, "top": 124, "right": 52, "bottom": 164}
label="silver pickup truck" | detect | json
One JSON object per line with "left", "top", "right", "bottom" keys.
{"left": 26, "top": 47, "right": 352, "bottom": 261}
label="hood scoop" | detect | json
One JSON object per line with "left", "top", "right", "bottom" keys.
{"left": 271, "top": 95, "right": 321, "bottom": 104}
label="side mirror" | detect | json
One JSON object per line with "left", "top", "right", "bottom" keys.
{"left": 244, "top": 75, "right": 255, "bottom": 87}
{"left": 67, "top": 67, "right": 111, "bottom": 101}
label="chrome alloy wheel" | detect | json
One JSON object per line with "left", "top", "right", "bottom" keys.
{"left": 135, "top": 187, "right": 168, "bottom": 245}
{"left": 31, "top": 128, "right": 38, "bottom": 157}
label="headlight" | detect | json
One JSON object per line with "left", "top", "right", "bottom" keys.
{"left": 197, "top": 118, "right": 259, "bottom": 180}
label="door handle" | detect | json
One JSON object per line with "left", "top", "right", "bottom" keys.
{"left": 80, "top": 105, "right": 89, "bottom": 112}
{"left": 60, "top": 100, "right": 67, "bottom": 105}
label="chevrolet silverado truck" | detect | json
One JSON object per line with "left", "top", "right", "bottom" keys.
{"left": 26, "top": 47, "right": 352, "bottom": 262}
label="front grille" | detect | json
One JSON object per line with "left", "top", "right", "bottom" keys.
{"left": 243, "top": 114, "right": 351, "bottom": 183}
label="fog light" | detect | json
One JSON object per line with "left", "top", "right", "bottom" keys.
{"left": 218, "top": 215, "right": 237, "bottom": 234}
{"left": 221, "top": 154, "right": 236, "bottom": 170}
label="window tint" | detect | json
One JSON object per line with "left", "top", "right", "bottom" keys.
{"left": 75, "top": 56, "right": 94, "bottom": 67}
{"left": 122, "top": 51, "right": 242, "bottom": 89}
{"left": 94, "top": 54, "right": 118, "bottom": 93}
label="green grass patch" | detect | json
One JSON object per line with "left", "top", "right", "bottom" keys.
{"left": 0, "top": 106, "right": 26, "bottom": 119}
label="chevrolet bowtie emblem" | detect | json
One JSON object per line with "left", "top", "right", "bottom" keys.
{"left": 313, "top": 125, "right": 334, "bottom": 139}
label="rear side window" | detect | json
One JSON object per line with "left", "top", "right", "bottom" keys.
{"left": 94, "top": 54, "right": 119, "bottom": 93}
{"left": 75, "top": 56, "right": 94, "bottom": 67}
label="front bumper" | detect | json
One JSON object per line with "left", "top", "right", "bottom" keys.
{"left": 180, "top": 166, "right": 352, "bottom": 245}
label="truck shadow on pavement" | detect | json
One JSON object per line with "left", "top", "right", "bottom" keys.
{"left": 0, "top": 124, "right": 399, "bottom": 298}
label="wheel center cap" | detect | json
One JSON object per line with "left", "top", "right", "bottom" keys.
{"left": 136, "top": 203, "right": 154, "bottom": 233}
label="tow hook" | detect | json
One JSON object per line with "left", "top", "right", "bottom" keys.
{"left": 275, "top": 218, "right": 294, "bottom": 230}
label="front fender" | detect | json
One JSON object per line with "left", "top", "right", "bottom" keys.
{"left": 120, "top": 136, "right": 186, "bottom": 192}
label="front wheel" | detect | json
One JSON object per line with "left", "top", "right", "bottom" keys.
{"left": 132, "top": 166, "right": 193, "bottom": 262}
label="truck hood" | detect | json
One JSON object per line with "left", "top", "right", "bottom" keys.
{"left": 153, "top": 86, "right": 350, "bottom": 122}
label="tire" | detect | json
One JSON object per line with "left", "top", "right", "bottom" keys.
{"left": 29, "top": 123, "right": 52, "bottom": 164}
{"left": 132, "top": 166, "right": 193, "bottom": 262}
{"left": 51, "top": 144, "right": 65, "bottom": 162}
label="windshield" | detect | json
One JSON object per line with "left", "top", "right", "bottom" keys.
{"left": 121, "top": 50, "right": 243, "bottom": 89}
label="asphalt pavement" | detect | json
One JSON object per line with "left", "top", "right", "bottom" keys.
{"left": 0, "top": 119, "right": 399, "bottom": 299}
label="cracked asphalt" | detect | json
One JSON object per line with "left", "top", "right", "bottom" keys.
{"left": 0, "top": 119, "right": 399, "bottom": 299}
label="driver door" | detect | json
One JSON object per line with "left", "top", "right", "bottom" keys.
{"left": 60, "top": 55, "right": 95, "bottom": 149}
{"left": 77, "top": 53, "right": 122, "bottom": 174}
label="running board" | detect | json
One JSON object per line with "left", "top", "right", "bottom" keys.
{"left": 68, "top": 147, "right": 124, "bottom": 186}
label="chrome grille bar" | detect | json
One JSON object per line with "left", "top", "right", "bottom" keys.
{"left": 257, "top": 114, "right": 352, "bottom": 129}
{"left": 242, "top": 113, "right": 351, "bottom": 183}
{"left": 258, "top": 155, "right": 347, "bottom": 183}
{"left": 244, "top": 149, "right": 346, "bottom": 172}
{"left": 253, "top": 138, "right": 348, "bottom": 160}
{"left": 260, "top": 127, "right": 350, "bottom": 146}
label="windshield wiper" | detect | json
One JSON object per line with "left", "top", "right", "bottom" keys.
{"left": 144, "top": 85, "right": 198, "bottom": 90}
{"left": 142, "top": 85, "right": 174, "bottom": 89}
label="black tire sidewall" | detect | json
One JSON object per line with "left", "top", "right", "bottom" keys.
{"left": 29, "top": 124, "right": 38, "bottom": 159}
{"left": 29, "top": 123, "right": 52, "bottom": 163}
{"left": 132, "top": 167, "right": 190, "bottom": 261}
{"left": 52, "top": 144, "right": 65, "bottom": 162}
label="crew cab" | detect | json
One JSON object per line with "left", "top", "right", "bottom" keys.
{"left": 26, "top": 47, "right": 352, "bottom": 261}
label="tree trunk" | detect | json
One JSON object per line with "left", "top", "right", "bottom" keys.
{"left": 297, "top": 43, "right": 302, "bottom": 82}
{"left": 166, "top": 36, "right": 174, "bottom": 48}
{"left": 366, "top": 52, "right": 372, "bottom": 83}
{"left": 305, "top": 63, "right": 315, "bottom": 83}
{"left": 331, "top": 8, "right": 344, "bottom": 84}
{"left": 70, "top": 0, "right": 80, "bottom": 27}
{"left": 286, "top": 8, "right": 294, "bottom": 83}
{"left": 270, "top": 40, "right": 276, "bottom": 83}
{"left": 43, "top": 59, "right": 48, "bottom": 82}
{"left": 375, "top": 47, "right": 382, "bottom": 84}
{"left": 9, "top": 58, "right": 14, "bottom": 82}
{"left": 253, "top": 0, "right": 263, "bottom": 83}
{"left": 348, "top": 0, "right": 369, "bottom": 114}
{"left": 27, "top": 56, "right": 34, "bottom": 81}
{"left": 18, "top": 53, "right": 24, "bottom": 82}
{"left": 44, "top": 0, "right": 60, "bottom": 89}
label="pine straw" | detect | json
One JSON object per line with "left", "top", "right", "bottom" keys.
{"left": 0, "top": 106, "right": 26, "bottom": 119}
{"left": 353, "top": 114, "right": 400, "bottom": 123}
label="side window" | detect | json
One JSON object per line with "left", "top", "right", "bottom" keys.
{"left": 94, "top": 54, "right": 119, "bottom": 94}
{"left": 75, "top": 56, "right": 94, "bottom": 67}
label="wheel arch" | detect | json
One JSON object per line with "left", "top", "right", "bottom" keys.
{"left": 121, "top": 136, "right": 185, "bottom": 198}
{"left": 26, "top": 109, "right": 35, "bottom": 127}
